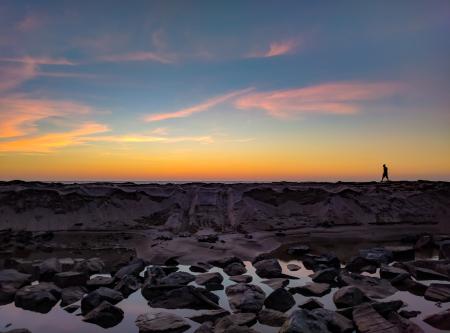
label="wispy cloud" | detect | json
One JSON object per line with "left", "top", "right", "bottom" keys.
{"left": 0, "top": 95, "right": 95, "bottom": 139}
{"left": 0, "top": 122, "right": 109, "bottom": 153}
{"left": 99, "top": 51, "right": 175, "bottom": 64}
{"left": 86, "top": 134, "right": 213, "bottom": 144}
{"left": 0, "top": 62, "right": 37, "bottom": 92}
{"left": 0, "top": 56, "right": 75, "bottom": 66}
{"left": 16, "top": 13, "right": 44, "bottom": 32}
{"left": 144, "top": 88, "right": 254, "bottom": 122}
{"left": 248, "top": 39, "right": 300, "bottom": 58}
{"left": 235, "top": 82, "right": 403, "bottom": 118}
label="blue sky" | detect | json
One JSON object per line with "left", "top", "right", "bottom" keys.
{"left": 0, "top": 1, "right": 449, "bottom": 180}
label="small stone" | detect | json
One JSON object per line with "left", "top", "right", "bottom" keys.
{"left": 299, "top": 298, "right": 323, "bottom": 310}
{"left": 264, "top": 288, "right": 295, "bottom": 312}
{"left": 399, "top": 310, "right": 421, "bottom": 319}
{"left": 257, "top": 308, "right": 287, "bottom": 327}
{"left": 83, "top": 301, "right": 124, "bottom": 328}
{"left": 253, "top": 259, "right": 283, "bottom": 278}
{"left": 290, "top": 282, "right": 331, "bottom": 297}
{"left": 195, "top": 272, "right": 223, "bottom": 286}
{"left": 287, "top": 264, "right": 301, "bottom": 271}
{"left": 261, "top": 278, "right": 289, "bottom": 290}
{"left": 188, "top": 309, "right": 230, "bottom": 323}
{"left": 424, "top": 283, "right": 450, "bottom": 302}
{"left": 230, "top": 275, "right": 252, "bottom": 283}
{"left": 333, "top": 286, "right": 367, "bottom": 308}
{"left": 135, "top": 312, "right": 191, "bottom": 333}
{"left": 423, "top": 309, "right": 450, "bottom": 330}
{"left": 223, "top": 262, "right": 247, "bottom": 276}
{"left": 54, "top": 271, "right": 88, "bottom": 288}
{"left": 225, "top": 283, "right": 265, "bottom": 313}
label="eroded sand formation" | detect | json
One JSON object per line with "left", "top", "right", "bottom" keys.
{"left": 0, "top": 181, "right": 449, "bottom": 232}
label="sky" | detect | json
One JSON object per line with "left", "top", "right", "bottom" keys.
{"left": 0, "top": 0, "right": 449, "bottom": 181}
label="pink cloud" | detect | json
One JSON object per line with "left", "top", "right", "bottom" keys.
{"left": 16, "top": 14, "right": 44, "bottom": 32}
{"left": 0, "top": 62, "right": 37, "bottom": 92}
{"left": 248, "top": 39, "right": 300, "bottom": 58}
{"left": 0, "top": 122, "right": 110, "bottom": 153}
{"left": 144, "top": 88, "right": 254, "bottom": 122}
{"left": 99, "top": 51, "right": 175, "bottom": 64}
{"left": 0, "top": 95, "right": 95, "bottom": 139}
{"left": 0, "top": 56, "right": 75, "bottom": 65}
{"left": 235, "top": 82, "right": 403, "bottom": 118}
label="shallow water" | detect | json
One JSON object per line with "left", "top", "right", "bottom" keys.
{"left": 0, "top": 252, "right": 447, "bottom": 333}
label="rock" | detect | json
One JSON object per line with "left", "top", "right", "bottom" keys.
{"left": 279, "top": 309, "right": 331, "bottom": 333}
{"left": 253, "top": 259, "right": 282, "bottom": 278}
{"left": 353, "top": 304, "right": 399, "bottom": 333}
{"left": 385, "top": 246, "right": 415, "bottom": 261}
{"left": 114, "top": 258, "right": 146, "bottom": 279}
{"left": 195, "top": 272, "right": 223, "bottom": 286}
{"left": 81, "top": 287, "right": 124, "bottom": 315}
{"left": 115, "top": 274, "right": 141, "bottom": 296}
{"left": 303, "top": 253, "right": 340, "bottom": 271}
{"left": 251, "top": 253, "right": 274, "bottom": 265}
{"left": 209, "top": 256, "right": 243, "bottom": 268}
{"left": 391, "top": 277, "right": 427, "bottom": 296}
{"left": 86, "top": 276, "right": 115, "bottom": 290}
{"left": 258, "top": 308, "right": 287, "bottom": 327}
{"left": 423, "top": 309, "right": 450, "bottom": 330}
{"left": 74, "top": 258, "right": 105, "bottom": 275}
{"left": 61, "top": 286, "right": 87, "bottom": 306}
{"left": 216, "top": 313, "right": 257, "bottom": 327}
{"left": 261, "top": 278, "right": 289, "bottom": 290}
{"left": 311, "top": 308, "right": 354, "bottom": 333}
{"left": 424, "top": 283, "right": 450, "bottom": 302}
{"left": 380, "top": 265, "right": 410, "bottom": 280}
{"left": 387, "top": 312, "right": 424, "bottom": 333}
{"left": 53, "top": 271, "right": 88, "bottom": 288}
{"left": 230, "top": 275, "right": 252, "bottom": 283}
{"left": 372, "top": 300, "right": 404, "bottom": 317}
{"left": 0, "top": 269, "right": 33, "bottom": 289}
{"left": 310, "top": 268, "right": 339, "bottom": 283}
{"left": 333, "top": 286, "right": 367, "bottom": 308}
{"left": 0, "top": 284, "right": 18, "bottom": 305}
{"left": 224, "top": 262, "right": 247, "bottom": 276}
{"left": 135, "top": 312, "right": 190, "bottom": 333}
{"left": 190, "top": 262, "right": 212, "bottom": 273}
{"left": 299, "top": 298, "right": 323, "bottom": 310}
{"left": 197, "top": 234, "right": 218, "bottom": 243}
{"left": 146, "top": 286, "right": 220, "bottom": 310}
{"left": 359, "top": 248, "right": 393, "bottom": 265}
{"left": 59, "top": 258, "right": 75, "bottom": 271}
{"left": 287, "top": 245, "right": 310, "bottom": 256}
{"left": 4, "top": 259, "right": 37, "bottom": 276}
{"left": 159, "top": 272, "right": 195, "bottom": 285}
{"left": 287, "top": 264, "right": 301, "bottom": 271}
{"left": 14, "top": 282, "right": 61, "bottom": 313}
{"left": 2, "top": 329, "right": 32, "bottom": 333}
{"left": 188, "top": 309, "right": 230, "bottom": 323}
{"left": 83, "top": 301, "right": 124, "bottom": 328}
{"left": 225, "top": 283, "right": 265, "bottom": 313}
{"left": 164, "top": 257, "right": 179, "bottom": 266}
{"left": 439, "top": 240, "right": 450, "bottom": 259}
{"left": 399, "top": 310, "right": 421, "bottom": 319}
{"left": 63, "top": 304, "right": 80, "bottom": 313}
{"left": 415, "top": 235, "right": 433, "bottom": 249}
{"left": 264, "top": 288, "right": 295, "bottom": 312}
{"left": 37, "top": 258, "right": 62, "bottom": 281}
{"left": 290, "top": 282, "right": 331, "bottom": 297}
{"left": 194, "top": 322, "right": 213, "bottom": 333}
{"left": 413, "top": 267, "right": 448, "bottom": 281}
{"left": 345, "top": 256, "right": 378, "bottom": 273}
{"left": 341, "top": 272, "right": 397, "bottom": 299}
{"left": 145, "top": 266, "right": 167, "bottom": 283}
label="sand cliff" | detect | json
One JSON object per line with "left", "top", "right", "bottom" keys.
{"left": 0, "top": 180, "right": 448, "bottom": 233}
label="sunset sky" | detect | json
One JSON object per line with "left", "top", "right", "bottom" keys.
{"left": 0, "top": 1, "right": 449, "bottom": 181}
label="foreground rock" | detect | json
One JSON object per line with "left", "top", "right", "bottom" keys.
{"left": 279, "top": 309, "right": 331, "bottom": 333}
{"left": 423, "top": 309, "right": 450, "bottom": 330}
{"left": 424, "top": 283, "right": 450, "bottom": 302}
{"left": 188, "top": 309, "right": 230, "bottom": 323}
{"left": 53, "top": 271, "right": 88, "bottom": 288}
{"left": 224, "top": 262, "right": 247, "bottom": 276}
{"left": 341, "top": 272, "right": 397, "bottom": 299}
{"left": 83, "top": 301, "right": 124, "bottom": 328}
{"left": 136, "top": 312, "right": 191, "bottom": 333}
{"left": 253, "top": 259, "right": 282, "bottom": 278}
{"left": 61, "top": 286, "right": 87, "bottom": 306}
{"left": 225, "top": 283, "right": 265, "bottom": 313}
{"left": 145, "top": 285, "right": 220, "bottom": 310}
{"left": 312, "top": 308, "right": 354, "bottom": 333}
{"left": 257, "top": 308, "right": 287, "bottom": 327}
{"left": 264, "top": 288, "right": 295, "bottom": 312}
{"left": 230, "top": 275, "right": 252, "bottom": 283}
{"left": 195, "top": 272, "right": 223, "bottom": 286}
{"left": 0, "top": 269, "right": 32, "bottom": 289}
{"left": 261, "top": 278, "right": 288, "bottom": 290}
{"left": 352, "top": 303, "right": 398, "bottom": 333}
{"left": 159, "top": 272, "right": 195, "bottom": 285}
{"left": 333, "top": 286, "right": 368, "bottom": 308}
{"left": 290, "top": 282, "right": 331, "bottom": 297}
{"left": 14, "top": 282, "right": 61, "bottom": 313}
{"left": 81, "top": 287, "right": 124, "bottom": 315}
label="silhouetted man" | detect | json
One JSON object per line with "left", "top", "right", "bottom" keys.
{"left": 381, "top": 164, "right": 389, "bottom": 182}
